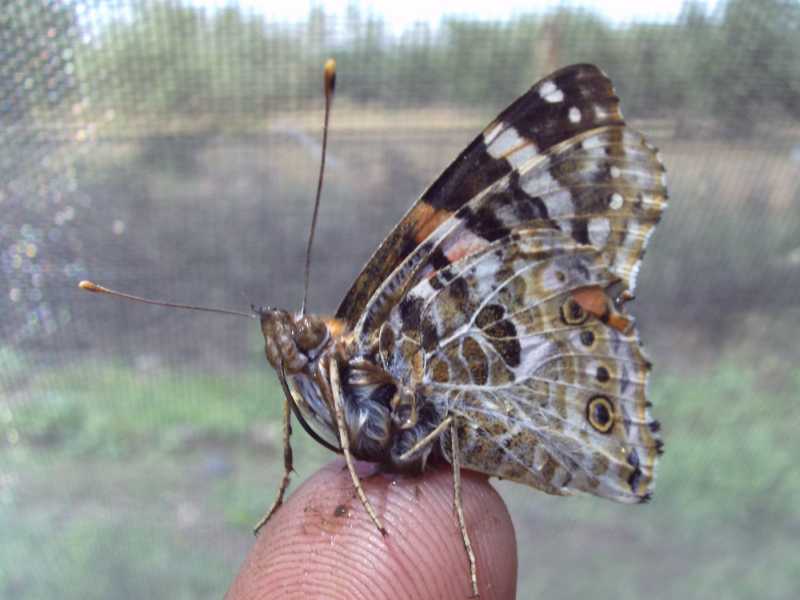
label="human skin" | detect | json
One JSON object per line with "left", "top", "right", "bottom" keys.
{"left": 226, "top": 459, "right": 517, "bottom": 600}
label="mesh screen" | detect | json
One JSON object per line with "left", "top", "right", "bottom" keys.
{"left": 2, "top": 1, "right": 799, "bottom": 598}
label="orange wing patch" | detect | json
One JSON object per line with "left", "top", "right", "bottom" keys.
{"left": 323, "top": 317, "right": 349, "bottom": 340}
{"left": 572, "top": 286, "right": 633, "bottom": 334}
{"left": 408, "top": 201, "right": 454, "bottom": 244}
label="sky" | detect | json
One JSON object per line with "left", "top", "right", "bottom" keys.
{"left": 224, "top": 0, "right": 723, "bottom": 32}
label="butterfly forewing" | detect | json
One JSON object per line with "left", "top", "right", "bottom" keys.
{"left": 426, "top": 125, "right": 668, "bottom": 299}
{"left": 337, "top": 64, "right": 627, "bottom": 331}
{"left": 348, "top": 79, "right": 665, "bottom": 347}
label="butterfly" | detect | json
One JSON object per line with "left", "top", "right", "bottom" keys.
{"left": 81, "top": 61, "right": 666, "bottom": 598}
{"left": 256, "top": 62, "right": 666, "bottom": 597}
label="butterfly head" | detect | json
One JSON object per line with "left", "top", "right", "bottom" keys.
{"left": 256, "top": 307, "right": 330, "bottom": 374}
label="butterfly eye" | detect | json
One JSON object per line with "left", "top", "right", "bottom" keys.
{"left": 294, "top": 316, "right": 328, "bottom": 352}
{"left": 586, "top": 395, "right": 615, "bottom": 433}
{"left": 560, "top": 298, "right": 588, "bottom": 325}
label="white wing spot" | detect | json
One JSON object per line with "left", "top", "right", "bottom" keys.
{"left": 639, "top": 193, "right": 661, "bottom": 208}
{"left": 568, "top": 107, "right": 581, "bottom": 123}
{"left": 616, "top": 221, "right": 650, "bottom": 290}
{"left": 540, "top": 80, "right": 556, "bottom": 95}
{"left": 484, "top": 121, "right": 504, "bottom": 145}
{"left": 588, "top": 217, "right": 612, "bottom": 247}
{"left": 507, "top": 144, "right": 539, "bottom": 169}
{"left": 486, "top": 125, "right": 522, "bottom": 158}
{"left": 542, "top": 190, "right": 574, "bottom": 217}
{"left": 520, "top": 169, "right": 558, "bottom": 196}
{"left": 582, "top": 135, "right": 605, "bottom": 150}
{"left": 539, "top": 80, "right": 564, "bottom": 103}
{"left": 485, "top": 125, "right": 539, "bottom": 168}
{"left": 594, "top": 104, "right": 608, "bottom": 120}
{"left": 609, "top": 192, "right": 624, "bottom": 210}
{"left": 610, "top": 165, "right": 621, "bottom": 179}
{"left": 413, "top": 277, "right": 437, "bottom": 299}
{"left": 515, "top": 340, "right": 558, "bottom": 380}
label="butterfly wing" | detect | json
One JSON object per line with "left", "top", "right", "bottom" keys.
{"left": 350, "top": 127, "right": 666, "bottom": 347}
{"left": 356, "top": 65, "right": 667, "bottom": 501}
{"left": 381, "top": 227, "right": 661, "bottom": 502}
{"left": 337, "top": 64, "right": 627, "bottom": 332}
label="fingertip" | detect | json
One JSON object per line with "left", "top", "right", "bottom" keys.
{"left": 226, "top": 459, "right": 517, "bottom": 600}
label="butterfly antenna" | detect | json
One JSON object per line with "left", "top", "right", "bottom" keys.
{"left": 78, "top": 280, "right": 255, "bottom": 319}
{"left": 300, "top": 58, "right": 336, "bottom": 316}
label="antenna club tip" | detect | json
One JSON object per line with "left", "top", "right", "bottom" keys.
{"left": 79, "top": 280, "right": 101, "bottom": 292}
{"left": 324, "top": 58, "right": 336, "bottom": 97}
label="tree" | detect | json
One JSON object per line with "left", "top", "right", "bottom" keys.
{"left": 711, "top": 0, "right": 800, "bottom": 137}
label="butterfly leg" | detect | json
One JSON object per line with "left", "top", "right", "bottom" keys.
{"left": 397, "top": 415, "right": 453, "bottom": 462}
{"left": 329, "top": 357, "right": 387, "bottom": 536}
{"left": 450, "top": 419, "right": 479, "bottom": 598}
{"left": 253, "top": 368, "right": 294, "bottom": 535}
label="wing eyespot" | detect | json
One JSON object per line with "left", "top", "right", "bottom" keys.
{"left": 560, "top": 297, "right": 589, "bottom": 325}
{"left": 586, "top": 395, "right": 614, "bottom": 433}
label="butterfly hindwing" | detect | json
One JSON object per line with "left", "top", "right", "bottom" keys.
{"left": 379, "top": 228, "right": 660, "bottom": 501}
{"left": 337, "top": 64, "right": 627, "bottom": 332}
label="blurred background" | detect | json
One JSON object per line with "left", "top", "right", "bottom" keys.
{"left": 2, "top": 0, "right": 799, "bottom": 598}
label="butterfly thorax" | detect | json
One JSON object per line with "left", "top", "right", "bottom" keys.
{"left": 258, "top": 307, "right": 441, "bottom": 470}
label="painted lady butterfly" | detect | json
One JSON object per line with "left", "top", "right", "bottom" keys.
{"left": 82, "top": 61, "right": 667, "bottom": 597}
{"left": 258, "top": 61, "right": 666, "bottom": 596}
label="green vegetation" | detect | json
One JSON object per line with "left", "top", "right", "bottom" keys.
{"left": 3, "top": 357, "right": 798, "bottom": 599}
{"left": 9, "top": 364, "right": 281, "bottom": 454}
{"left": 6, "top": 0, "right": 800, "bottom": 135}
{"left": 0, "top": 518, "right": 229, "bottom": 600}
{"left": 1, "top": 362, "right": 329, "bottom": 599}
